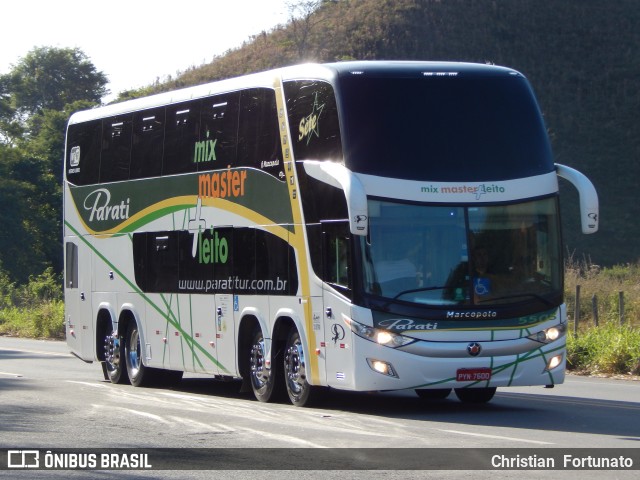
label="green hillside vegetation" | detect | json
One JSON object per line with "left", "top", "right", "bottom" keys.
{"left": 131, "top": 0, "right": 640, "bottom": 268}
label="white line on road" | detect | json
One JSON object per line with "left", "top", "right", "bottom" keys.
{"left": 0, "top": 347, "right": 72, "bottom": 357}
{"left": 438, "top": 429, "right": 554, "bottom": 445}
{"left": 0, "top": 371, "right": 23, "bottom": 377}
{"left": 106, "top": 405, "right": 173, "bottom": 425}
{"left": 67, "top": 380, "right": 109, "bottom": 389}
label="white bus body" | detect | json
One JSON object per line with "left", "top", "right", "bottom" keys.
{"left": 64, "top": 62, "right": 598, "bottom": 406}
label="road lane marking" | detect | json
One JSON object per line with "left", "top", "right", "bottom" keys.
{"left": 438, "top": 429, "right": 554, "bottom": 445}
{"left": 109, "top": 406, "right": 173, "bottom": 424}
{"left": 0, "top": 371, "right": 23, "bottom": 377}
{"left": 237, "top": 426, "right": 327, "bottom": 448}
{"left": 167, "top": 416, "right": 236, "bottom": 433}
{"left": 0, "top": 347, "right": 72, "bottom": 357}
{"left": 67, "top": 380, "right": 109, "bottom": 389}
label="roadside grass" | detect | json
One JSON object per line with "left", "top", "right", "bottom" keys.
{"left": 1, "top": 261, "right": 638, "bottom": 376}
{"left": 564, "top": 256, "right": 640, "bottom": 377}
{"left": 0, "top": 302, "right": 65, "bottom": 339}
{"left": 566, "top": 322, "right": 640, "bottom": 376}
{"left": 0, "top": 268, "right": 65, "bottom": 339}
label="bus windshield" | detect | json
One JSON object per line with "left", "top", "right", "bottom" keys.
{"left": 338, "top": 73, "right": 554, "bottom": 182}
{"left": 360, "top": 197, "right": 562, "bottom": 307}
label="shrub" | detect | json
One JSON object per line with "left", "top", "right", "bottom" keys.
{"left": 0, "top": 267, "right": 64, "bottom": 339}
{"left": 567, "top": 322, "right": 640, "bottom": 375}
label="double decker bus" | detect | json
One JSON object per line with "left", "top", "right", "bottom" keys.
{"left": 64, "top": 61, "right": 598, "bottom": 406}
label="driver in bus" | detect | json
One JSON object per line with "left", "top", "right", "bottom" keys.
{"left": 471, "top": 246, "right": 495, "bottom": 300}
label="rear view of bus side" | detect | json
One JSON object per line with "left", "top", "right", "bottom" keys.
{"left": 64, "top": 61, "right": 598, "bottom": 406}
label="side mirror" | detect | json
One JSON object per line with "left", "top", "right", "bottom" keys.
{"left": 555, "top": 163, "right": 599, "bottom": 234}
{"left": 302, "top": 161, "right": 369, "bottom": 236}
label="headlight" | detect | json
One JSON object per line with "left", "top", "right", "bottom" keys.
{"left": 346, "top": 318, "right": 415, "bottom": 348}
{"left": 528, "top": 323, "right": 566, "bottom": 344}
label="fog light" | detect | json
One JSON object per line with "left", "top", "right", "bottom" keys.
{"left": 366, "top": 358, "right": 398, "bottom": 378}
{"left": 546, "top": 354, "right": 563, "bottom": 371}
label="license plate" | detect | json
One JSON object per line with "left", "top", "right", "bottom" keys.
{"left": 456, "top": 368, "right": 492, "bottom": 382}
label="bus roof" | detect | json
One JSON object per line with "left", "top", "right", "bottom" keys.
{"left": 68, "top": 61, "right": 522, "bottom": 125}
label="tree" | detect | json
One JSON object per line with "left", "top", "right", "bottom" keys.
{"left": 6, "top": 46, "right": 108, "bottom": 119}
{"left": 0, "top": 74, "right": 22, "bottom": 144}
{"left": 0, "top": 144, "right": 44, "bottom": 283}
{"left": 0, "top": 47, "right": 107, "bottom": 284}
{"left": 286, "top": 1, "right": 325, "bottom": 59}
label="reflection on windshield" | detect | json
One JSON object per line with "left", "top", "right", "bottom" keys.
{"left": 361, "top": 198, "right": 561, "bottom": 307}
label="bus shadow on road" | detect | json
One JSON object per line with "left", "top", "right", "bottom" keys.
{"left": 170, "top": 376, "right": 640, "bottom": 441}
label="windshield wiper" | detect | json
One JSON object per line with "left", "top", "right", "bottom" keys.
{"left": 392, "top": 285, "right": 449, "bottom": 300}
{"left": 377, "top": 285, "right": 450, "bottom": 310}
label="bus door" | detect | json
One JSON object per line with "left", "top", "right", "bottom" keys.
{"left": 321, "top": 221, "right": 355, "bottom": 389}
{"left": 64, "top": 240, "right": 94, "bottom": 361}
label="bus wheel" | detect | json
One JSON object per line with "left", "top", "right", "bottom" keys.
{"left": 125, "top": 321, "right": 153, "bottom": 387}
{"left": 249, "top": 327, "right": 278, "bottom": 402}
{"left": 415, "top": 388, "right": 451, "bottom": 400}
{"left": 104, "top": 333, "right": 128, "bottom": 384}
{"left": 454, "top": 387, "right": 497, "bottom": 404}
{"left": 284, "top": 329, "right": 317, "bottom": 407}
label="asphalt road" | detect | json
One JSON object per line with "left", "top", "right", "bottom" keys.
{"left": 1, "top": 336, "right": 638, "bottom": 479}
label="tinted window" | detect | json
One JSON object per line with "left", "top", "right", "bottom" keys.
{"left": 255, "top": 229, "right": 297, "bottom": 295}
{"left": 234, "top": 227, "right": 256, "bottom": 293}
{"left": 237, "top": 88, "right": 282, "bottom": 178}
{"left": 68, "top": 88, "right": 283, "bottom": 183}
{"left": 163, "top": 101, "right": 200, "bottom": 175}
{"left": 284, "top": 80, "right": 342, "bottom": 161}
{"left": 66, "top": 120, "right": 101, "bottom": 185}
{"left": 133, "top": 231, "right": 179, "bottom": 293}
{"left": 133, "top": 228, "right": 297, "bottom": 295}
{"left": 100, "top": 115, "right": 132, "bottom": 183}
{"left": 323, "top": 221, "right": 351, "bottom": 295}
{"left": 338, "top": 74, "right": 554, "bottom": 181}
{"left": 130, "top": 107, "right": 165, "bottom": 179}
{"left": 65, "top": 242, "right": 78, "bottom": 289}
{"left": 199, "top": 92, "right": 240, "bottom": 170}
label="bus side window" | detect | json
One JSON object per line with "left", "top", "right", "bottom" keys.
{"left": 237, "top": 88, "right": 281, "bottom": 177}
{"left": 65, "top": 242, "right": 78, "bottom": 289}
{"left": 199, "top": 92, "right": 240, "bottom": 170}
{"left": 100, "top": 114, "right": 132, "bottom": 183}
{"left": 233, "top": 227, "right": 256, "bottom": 294}
{"left": 133, "top": 231, "right": 179, "bottom": 293}
{"left": 323, "top": 221, "right": 351, "bottom": 293}
{"left": 163, "top": 101, "right": 201, "bottom": 176}
{"left": 255, "top": 229, "right": 298, "bottom": 296}
{"left": 131, "top": 107, "right": 165, "bottom": 179}
{"left": 283, "top": 80, "right": 343, "bottom": 162}
{"left": 66, "top": 120, "right": 101, "bottom": 186}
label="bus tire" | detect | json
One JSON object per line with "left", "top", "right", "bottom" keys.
{"left": 249, "top": 327, "right": 280, "bottom": 402}
{"left": 284, "top": 328, "right": 319, "bottom": 407}
{"left": 104, "top": 334, "right": 128, "bottom": 384}
{"left": 124, "top": 321, "right": 155, "bottom": 387}
{"left": 415, "top": 388, "right": 452, "bottom": 400}
{"left": 454, "top": 387, "right": 497, "bottom": 404}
